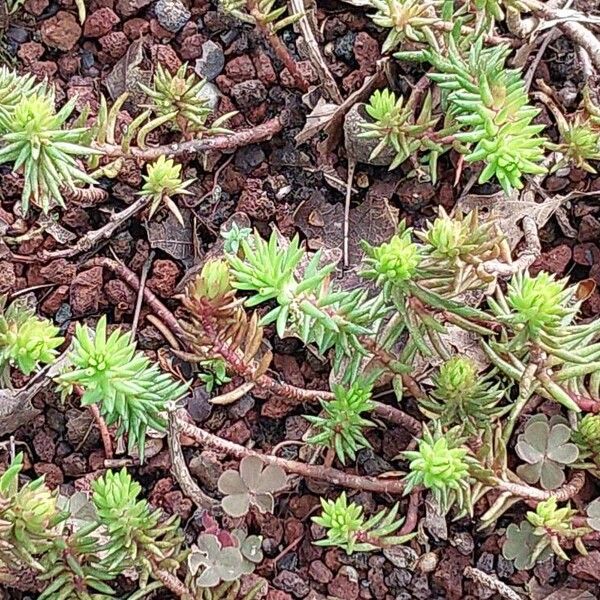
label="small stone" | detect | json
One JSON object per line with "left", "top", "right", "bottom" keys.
{"left": 180, "top": 33, "right": 205, "bottom": 61}
{"left": 194, "top": 40, "right": 225, "bottom": 81}
{"left": 309, "top": 560, "right": 333, "bottom": 584}
{"left": 84, "top": 8, "right": 120, "bottom": 38}
{"left": 198, "top": 81, "right": 220, "bottom": 111}
{"left": 253, "top": 53, "right": 277, "bottom": 85}
{"left": 116, "top": 0, "right": 153, "bottom": 17}
{"left": 272, "top": 570, "right": 310, "bottom": 598}
{"left": 41, "top": 11, "right": 82, "bottom": 51}
{"left": 18, "top": 41, "right": 44, "bottom": 63}
{"left": 123, "top": 17, "right": 150, "bottom": 39}
{"left": 40, "top": 285, "right": 69, "bottom": 316}
{"left": 146, "top": 259, "right": 181, "bottom": 297}
{"left": 334, "top": 31, "right": 357, "bottom": 63}
{"left": 328, "top": 566, "right": 359, "bottom": 600}
{"left": 40, "top": 258, "right": 76, "bottom": 285}
{"left": 188, "top": 450, "right": 223, "bottom": 492}
{"left": 568, "top": 550, "right": 600, "bottom": 581}
{"left": 234, "top": 145, "right": 265, "bottom": 173}
{"left": 34, "top": 463, "right": 63, "bottom": 488}
{"left": 61, "top": 453, "right": 88, "bottom": 477}
{"left": 476, "top": 552, "right": 495, "bottom": 574}
{"left": 219, "top": 420, "right": 251, "bottom": 445}
{"left": 230, "top": 80, "right": 267, "bottom": 109}
{"left": 155, "top": 0, "right": 190, "bottom": 32}
{"left": 33, "top": 430, "right": 55, "bottom": 462}
{"left": 70, "top": 266, "right": 103, "bottom": 316}
{"left": 0, "top": 261, "right": 16, "bottom": 293}
{"left": 24, "top": 0, "right": 49, "bottom": 15}
{"left": 99, "top": 31, "right": 129, "bottom": 58}
{"left": 225, "top": 55, "right": 256, "bottom": 82}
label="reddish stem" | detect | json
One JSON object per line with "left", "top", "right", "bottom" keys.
{"left": 398, "top": 490, "right": 421, "bottom": 536}
{"left": 89, "top": 402, "right": 114, "bottom": 460}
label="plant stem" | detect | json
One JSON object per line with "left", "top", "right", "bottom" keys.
{"left": 98, "top": 117, "right": 283, "bottom": 161}
{"left": 174, "top": 409, "right": 407, "bottom": 494}
{"left": 152, "top": 567, "right": 192, "bottom": 600}
{"left": 502, "top": 361, "right": 537, "bottom": 445}
{"left": 398, "top": 490, "right": 421, "bottom": 536}
{"left": 495, "top": 471, "right": 585, "bottom": 502}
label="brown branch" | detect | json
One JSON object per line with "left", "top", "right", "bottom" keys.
{"left": 98, "top": 117, "right": 283, "bottom": 161}
{"left": 152, "top": 567, "right": 192, "bottom": 600}
{"left": 398, "top": 490, "right": 421, "bottom": 536}
{"left": 89, "top": 403, "right": 114, "bottom": 460}
{"left": 464, "top": 567, "right": 522, "bottom": 600}
{"left": 495, "top": 471, "right": 585, "bottom": 502}
{"left": 167, "top": 412, "right": 219, "bottom": 510}
{"left": 174, "top": 409, "right": 407, "bottom": 494}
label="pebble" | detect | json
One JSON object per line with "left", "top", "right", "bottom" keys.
{"left": 41, "top": 11, "right": 82, "bottom": 51}
{"left": 230, "top": 80, "right": 268, "bottom": 109}
{"left": 198, "top": 81, "right": 220, "bottom": 111}
{"left": 155, "top": 0, "right": 191, "bottom": 33}
{"left": 194, "top": 40, "right": 225, "bottom": 81}
{"left": 272, "top": 570, "right": 310, "bottom": 598}
{"left": 234, "top": 145, "right": 266, "bottom": 173}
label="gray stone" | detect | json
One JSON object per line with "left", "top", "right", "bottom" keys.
{"left": 154, "top": 0, "right": 190, "bottom": 32}
{"left": 194, "top": 40, "right": 225, "bottom": 81}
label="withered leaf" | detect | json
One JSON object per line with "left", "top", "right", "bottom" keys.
{"left": 145, "top": 208, "right": 194, "bottom": 263}
{"left": 105, "top": 38, "right": 151, "bottom": 102}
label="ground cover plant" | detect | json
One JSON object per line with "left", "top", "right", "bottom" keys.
{"left": 1, "top": 0, "right": 600, "bottom": 598}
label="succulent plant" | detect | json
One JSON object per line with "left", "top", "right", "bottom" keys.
{"left": 502, "top": 520, "right": 553, "bottom": 570}
{"left": 586, "top": 497, "right": 600, "bottom": 532}
{"left": 361, "top": 223, "right": 421, "bottom": 295}
{"left": 548, "top": 114, "right": 600, "bottom": 173}
{"left": 418, "top": 357, "right": 507, "bottom": 435}
{"left": 217, "top": 456, "right": 287, "bottom": 517}
{"left": 187, "top": 533, "right": 245, "bottom": 588}
{"left": 199, "top": 358, "right": 232, "bottom": 392}
{"left": 422, "top": 36, "right": 547, "bottom": 194}
{"left": 401, "top": 423, "right": 479, "bottom": 514}
{"left": 220, "top": 0, "right": 303, "bottom": 33}
{"left": 222, "top": 222, "right": 253, "bottom": 255}
{"left": 140, "top": 155, "right": 194, "bottom": 225}
{"left": 0, "top": 89, "right": 98, "bottom": 213}
{"left": 312, "top": 492, "right": 414, "bottom": 554}
{"left": 0, "top": 66, "right": 37, "bottom": 122}
{"left": 515, "top": 415, "right": 578, "bottom": 490}
{"left": 305, "top": 379, "right": 375, "bottom": 464}
{"left": 232, "top": 529, "right": 263, "bottom": 573}
{"left": 0, "top": 296, "right": 63, "bottom": 378}
{"left": 57, "top": 316, "right": 188, "bottom": 461}
{"left": 366, "top": 0, "right": 441, "bottom": 54}
{"left": 573, "top": 414, "right": 600, "bottom": 469}
{"left": 489, "top": 271, "right": 578, "bottom": 343}
{"left": 360, "top": 88, "right": 439, "bottom": 169}
{"left": 140, "top": 64, "right": 233, "bottom": 134}
{"left": 92, "top": 469, "right": 183, "bottom": 573}
{"left": 228, "top": 231, "right": 379, "bottom": 382}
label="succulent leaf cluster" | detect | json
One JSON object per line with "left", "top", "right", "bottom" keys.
{"left": 222, "top": 222, "right": 253, "bottom": 255}
{"left": 140, "top": 155, "right": 194, "bottom": 225}
{"left": 312, "top": 492, "right": 414, "bottom": 554}
{"left": 0, "top": 296, "right": 63, "bottom": 379}
{"left": 548, "top": 114, "right": 600, "bottom": 173}
{"left": 92, "top": 469, "right": 183, "bottom": 576}
{"left": 515, "top": 415, "right": 578, "bottom": 490}
{"left": 502, "top": 520, "right": 553, "bottom": 570}
{"left": 0, "top": 66, "right": 37, "bottom": 121}
{"left": 228, "top": 232, "right": 383, "bottom": 383}
{"left": 217, "top": 456, "right": 287, "bottom": 517}
{"left": 56, "top": 316, "right": 188, "bottom": 461}
{"left": 573, "top": 414, "right": 600, "bottom": 471}
{"left": 140, "top": 64, "right": 233, "bottom": 134}
{"left": 402, "top": 424, "right": 479, "bottom": 514}
{"left": 0, "top": 89, "right": 98, "bottom": 213}
{"left": 366, "top": 0, "right": 441, "bottom": 54}
{"left": 419, "top": 356, "right": 507, "bottom": 435}
{"left": 220, "top": 0, "right": 302, "bottom": 33}
{"left": 305, "top": 379, "right": 376, "bottom": 464}
{"left": 361, "top": 89, "right": 440, "bottom": 171}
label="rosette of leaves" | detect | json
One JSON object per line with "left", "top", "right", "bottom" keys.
{"left": 360, "top": 88, "right": 441, "bottom": 171}
{"left": 187, "top": 533, "right": 246, "bottom": 589}
{"left": 199, "top": 358, "right": 231, "bottom": 392}
{"left": 305, "top": 379, "right": 375, "bottom": 464}
{"left": 417, "top": 35, "right": 547, "bottom": 194}
{"left": 361, "top": 223, "right": 421, "bottom": 296}
{"left": 515, "top": 415, "right": 578, "bottom": 490}
{"left": 139, "top": 155, "right": 194, "bottom": 225}
{"left": 312, "top": 492, "right": 414, "bottom": 554}
{"left": 232, "top": 529, "right": 263, "bottom": 573}
{"left": 0, "top": 66, "right": 37, "bottom": 121}
{"left": 586, "top": 497, "right": 600, "bottom": 531}
{"left": 217, "top": 456, "right": 287, "bottom": 517}
{"left": 140, "top": 63, "right": 234, "bottom": 134}
{"left": 488, "top": 271, "right": 578, "bottom": 344}
{"left": 0, "top": 296, "right": 63, "bottom": 379}
{"left": 92, "top": 469, "right": 183, "bottom": 576}
{"left": 228, "top": 231, "right": 381, "bottom": 383}
{"left": 220, "top": 0, "right": 302, "bottom": 34}
{"left": 415, "top": 208, "right": 502, "bottom": 295}
{"left": 573, "top": 414, "right": 600, "bottom": 471}
{"left": 547, "top": 113, "right": 600, "bottom": 173}
{"left": 0, "top": 89, "right": 99, "bottom": 213}
{"left": 401, "top": 423, "right": 481, "bottom": 515}
{"left": 366, "top": 0, "right": 441, "bottom": 54}
{"left": 502, "top": 520, "right": 553, "bottom": 570}
{"left": 418, "top": 357, "right": 507, "bottom": 436}
{"left": 222, "top": 222, "right": 253, "bottom": 255}
{"left": 0, "top": 453, "right": 62, "bottom": 571}
{"left": 56, "top": 316, "right": 188, "bottom": 461}
{"left": 526, "top": 497, "right": 580, "bottom": 560}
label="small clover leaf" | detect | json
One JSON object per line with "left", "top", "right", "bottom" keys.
{"left": 515, "top": 415, "right": 578, "bottom": 490}
{"left": 217, "top": 456, "right": 287, "bottom": 518}
{"left": 232, "top": 529, "right": 263, "bottom": 574}
{"left": 502, "top": 521, "right": 552, "bottom": 571}
{"left": 188, "top": 533, "right": 245, "bottom": 588}
{"left": 586, "top": 498, "right": 600, "bottom": 532}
